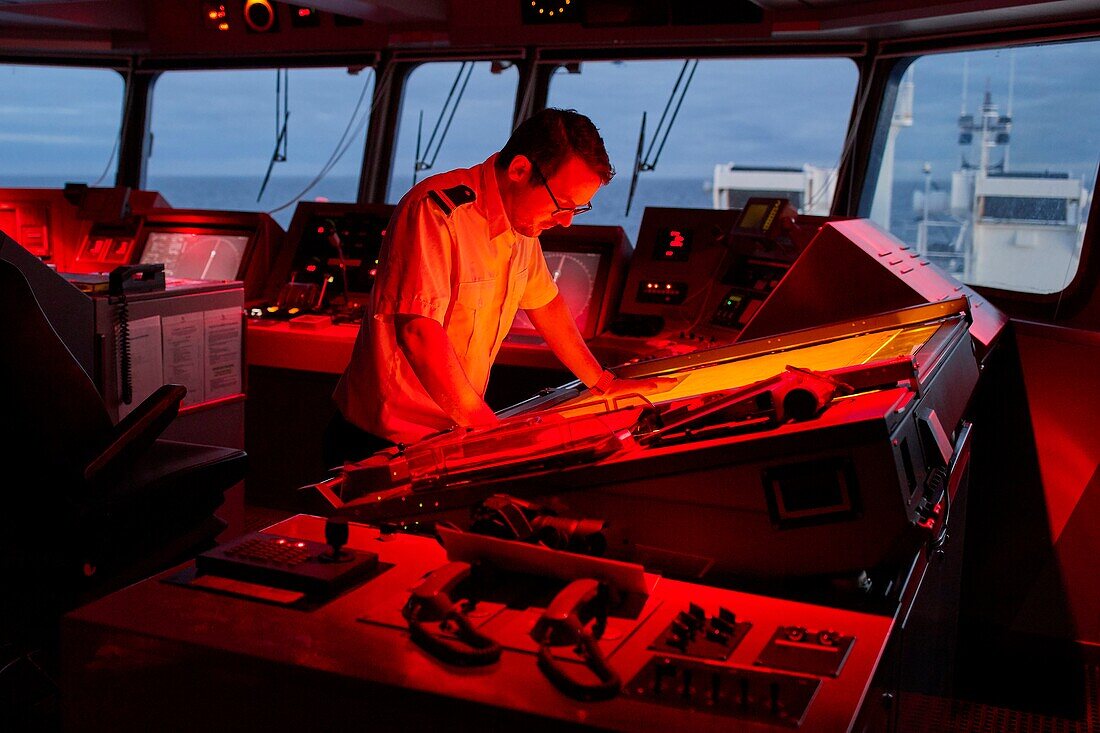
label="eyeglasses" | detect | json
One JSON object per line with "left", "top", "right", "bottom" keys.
{"left": 530, "top": 161, "right": 593, "bottom": 219}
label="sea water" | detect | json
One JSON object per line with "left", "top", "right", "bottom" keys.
{"left": 1, "top": 173, "right": 926, "bottom": 248}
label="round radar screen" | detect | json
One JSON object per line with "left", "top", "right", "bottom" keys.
{"left": 512, "top": 250, "right": 602, "bottom": 333}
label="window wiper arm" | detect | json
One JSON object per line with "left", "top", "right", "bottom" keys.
{"left": 414, "top": 61, "right": 475, "bottom": 184}
{"left": 257, "top": 68, "right": 290, "bottom": 202}
{"left": 625, "top": 59, "right": 698, "bottom": 216}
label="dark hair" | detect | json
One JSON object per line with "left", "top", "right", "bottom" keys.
{"left": 497, "top": 108, "right": 615, "bottom": 184}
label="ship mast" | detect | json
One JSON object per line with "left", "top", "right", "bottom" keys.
{"left": 955, "top": 71, "right": 1011, "bottom": 280}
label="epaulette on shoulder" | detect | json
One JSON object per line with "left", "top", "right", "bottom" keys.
{"left": 427, "top": 184, "right": 476, "bottom": 216}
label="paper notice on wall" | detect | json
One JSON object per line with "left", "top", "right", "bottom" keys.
{"left": 204, "top": 307, "right": 243, "bottom": 401}
{"left": 162, "top": 312, "right": 205, "bottom": 406}
{"left": 117, "top": 315, "right": 164, "bottom": 420}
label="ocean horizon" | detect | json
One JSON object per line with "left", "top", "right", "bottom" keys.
{"left": 2, "top": 173, "right": 931, "bottom": 245}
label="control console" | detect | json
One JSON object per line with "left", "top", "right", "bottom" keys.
{"left": 601, "top": 199, "right": 830, "bottom": 364}
{"left": 66, "top": 515, "right": 900, "bottom": 731}
{"left": 255, "top": 201, "right": 394, "bottom": 323}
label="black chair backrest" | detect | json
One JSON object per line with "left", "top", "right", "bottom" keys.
{"left": 0, "top": 258, "right": 114, "bottom": 487}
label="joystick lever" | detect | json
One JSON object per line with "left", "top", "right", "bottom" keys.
{"left": 323, "top": 517, "right": 351, "bottom": 562}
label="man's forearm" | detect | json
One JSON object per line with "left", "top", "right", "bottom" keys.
{"left": 395, "top": 315, "right": 498, "bottom": 426}
{"left": 524, "top": 294, "right": 604, "bottom": 387}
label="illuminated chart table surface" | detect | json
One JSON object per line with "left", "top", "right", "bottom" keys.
{"left": 565, "top": 324, "right": 940, "bottom": 407}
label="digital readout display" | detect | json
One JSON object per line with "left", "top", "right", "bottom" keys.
{"left": 652, "top": 228, "right": 693, "bottom": 262}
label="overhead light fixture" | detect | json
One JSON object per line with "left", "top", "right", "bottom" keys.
{"left": 521, "top": 0, "right": 580, "bottom": 24}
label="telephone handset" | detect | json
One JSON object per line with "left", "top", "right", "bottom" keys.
{"left": 108, "top": 263, "right": 165, "bottom": 406}
{"left": 108, "top": 263, "right": 165, "bottom": 296}
{"left": 404, "top": 560, "right": 472, "bottom": 620}
{"left": 532, "top": 579, "right": 621, "bottom": 701}
{"left": 402, "top": 561, "right": 501, "bottom": 667}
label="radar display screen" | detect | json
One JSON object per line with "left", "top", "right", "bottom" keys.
{"left": 512, "top": 250, "right": 604, "bottom": 334}
{"left": 140, "top": 230, "right": 249, "bottom": 281}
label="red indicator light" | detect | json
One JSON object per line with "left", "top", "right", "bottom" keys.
{"left": 665, "top": 250, "right": 674, "bottom": 257}
{"left": 305, "top": 264, "right": 317, "bottom": 272}
{"left": 369, "top": 268, "right": 378, "bottom": 277}
{"left": 298, "top": 8, "right": 312, "bottom": 17}
{"left": 316, "top": 226, "right": 325, "bottom": 234}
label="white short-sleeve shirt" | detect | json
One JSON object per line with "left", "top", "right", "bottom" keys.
{"left": 334, "top": 154, "right": 559, "bottom": 444}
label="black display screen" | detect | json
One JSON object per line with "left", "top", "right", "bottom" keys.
{"left": 731, "top": 197, "right": 794, "bottom": 238}
{"left": 652, "top": 227, "right": 693, "bottom": 262}
{"left": 721, "top": 257, "right": 788, "bottom": 288}
{"left": 291, "top": 209, "right": 392, "bottom": 296}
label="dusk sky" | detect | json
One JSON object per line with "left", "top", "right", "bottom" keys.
{"left": 2, "top": 40, "right": 1098, "bottom": 211}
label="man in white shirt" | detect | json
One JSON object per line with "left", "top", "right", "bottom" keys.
{"left": 327, "top": 109, "right": 668, "bottom": 462}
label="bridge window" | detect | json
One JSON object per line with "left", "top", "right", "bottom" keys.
{"left": 146, "top": 67, "right": 374, "bottom": 227}
{"left": 387, "top": 61, "right": 520, "bottom": 204}
{"left": 0, "top": 64, "right": 124, "bottom": 188}
{"left": 546, "top": 58, "right": 859, "bottom": 243}
{"left": 866, "top": 41, "right": 1100, "bottom": 295}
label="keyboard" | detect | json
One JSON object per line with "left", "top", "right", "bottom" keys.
{"left": 196, "top": 532, "right": 379, "bottom": 596}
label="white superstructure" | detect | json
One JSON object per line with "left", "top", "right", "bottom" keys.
{"left": 711, "top": 163, "right": 835, "bottom": 215}
{"left": 917, "top": 89, "right": 1091, "bottom": 293}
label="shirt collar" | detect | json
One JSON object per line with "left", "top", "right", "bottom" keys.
{"left": 479, "top": 153, "right": 513, "bottom": 242}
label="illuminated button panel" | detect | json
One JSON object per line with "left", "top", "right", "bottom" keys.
{"left": 224, "top": 536, "right": 312, "bottom": 566}
{"left": 638, "top": 280, "right": 689, "bottom": 305}
{"left": 195, "top": 531, "right": 380, "bottom": 596}
{"left": 79, "top": 233, "right": 135, "bottom": 264}
{"left": 711, "top": 290, "right": 763, "bottom": 329}
{"left": 755, "top": 625, "right": 855, "bottom": 678}
{"left": 624, "top": 657, "right": 820, "bottom": 726}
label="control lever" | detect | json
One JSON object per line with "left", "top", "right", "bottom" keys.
{"left": 471, "top": 494, "right": 609, "bottom": 556}
{"left": 402, "top": 561, "right": 501, "bottom": 666}
{"left": 321, "top": 517, "right": 351, "bottom": 563}
{"left": 532, "top": 579, "right": 621, "bottom": 701}
{"left": 323, "top": 219, "right": 352, "bottom": 302}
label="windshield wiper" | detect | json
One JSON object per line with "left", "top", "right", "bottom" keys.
{"left": 413, "top": 61, "right": 475, "bottom": 184}
{"left": 625, "top": 59, "right": 698, "bottom": 216}
{"left": 257, "top": 68, "right": 290, "bottom": 202}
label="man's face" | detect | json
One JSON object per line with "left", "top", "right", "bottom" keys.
{"left": 501, "top": 154, "right": 603, "bottom": 237}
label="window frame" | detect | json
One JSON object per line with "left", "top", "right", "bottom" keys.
{"left": 857, "top": 44, "right": 1100, "bottom": 314}
{"left": 382, "top": 57, "right": 527, "bottom": 204}
{"left": 0, "top": 59, "right": 129, "bottom": 187}
{"left": 536, "top": 50, "right": 865, "bottom": 243}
